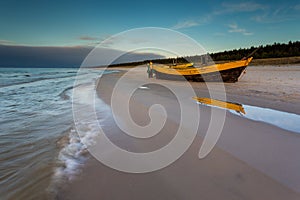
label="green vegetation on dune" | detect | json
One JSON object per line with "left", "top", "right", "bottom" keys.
{"left": 209, "top": 41, "right": 300, "bottom": 61}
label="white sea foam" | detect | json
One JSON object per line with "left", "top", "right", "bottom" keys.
{"left": 55, "top": 129, "right": 87, "bottom": 181}
{"left": 53, "top": 76, "right": 111, "bottom": 182}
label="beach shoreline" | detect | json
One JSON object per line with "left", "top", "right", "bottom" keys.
{"left": 58, "top": 65, "right": 300, "bottom": 199}
{"left": 98, "top": 65, "right": 300, "bottom": 114}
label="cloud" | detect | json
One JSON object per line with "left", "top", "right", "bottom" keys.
{"left": 0, "top": 44, "right": 164, "bottom": 68}
{"left": 78, "top": 35, "right": 114, "bottom": 47}
{"left": 214, "top": 32, "right": 226, "bottom": 36}
{"left": 172, "top": 2, "right": 297, "bottom": 33}
{"left": 172, "top": 20, "right": 201, "bottom": 30}
{"left": 172, "top": 1, "right": 299, "bottom": 30}
{"left": 172, "top": 2, "right": 265, "bottom": 30}
{"left": 101, "top": 35, "right": 122, "bottom": 47}
{"left": 0, "top": 45, "right": 92, "bottom": 68}
{"left": 100, "top": 35, "right": 152, "bottom": 49}
{"left": 172, "top": 15, "right": 211, "bottom": 30}
{"left": 111, "top": 52, "right": 164, "bottom": 65}
{"left": 84, "top": 42, "right": 101, "bottom": 46}
{"left": 0, "top": 39, "right": 15, "bottom": 45}
{"left": 251, "top": 5, "right": 299, "bottom": 23}
{"left": 228, "top": 23, "right": 253, "bottom": 36}
{"left": 220, "top": 2, "right": 266, "bottom": 13}
{"left": 79, "top": 36, "right": 99, "bottom": 41}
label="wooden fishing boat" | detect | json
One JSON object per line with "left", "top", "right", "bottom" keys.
{"left": 193, "top": 97, "right": 245, "bottom": 114}
{"left": 150, "top": 57, "right": 253, "bottom": 82}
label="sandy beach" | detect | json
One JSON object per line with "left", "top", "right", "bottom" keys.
{"left": 58, "top": 65, "right": 300, "bottom": 200}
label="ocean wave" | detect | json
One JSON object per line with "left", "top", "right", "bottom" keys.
{"left": 58, "top": 86, "right": 74, "bottom": 100}
{"left": 0, "top": 73, "right": 77, "bottom": 88}
{"left": 0, "top": 68, "right": 115, "bottom": 199}
{"left": 54, "top": 129, "right": 88, "bottom": 180}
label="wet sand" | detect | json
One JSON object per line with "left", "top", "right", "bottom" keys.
{"left": 58, "top": 65, "right": 300, "bottom": 199}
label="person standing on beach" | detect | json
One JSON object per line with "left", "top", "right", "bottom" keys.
{"left": 147, "top": 62, "right": 153, "bottom": 78}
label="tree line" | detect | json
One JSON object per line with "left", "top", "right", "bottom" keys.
{"left": 108, "top": 40, "right": 300, "bottom": 67}
{"left": 209, "top": 41, "right": 300, "bottom": 61}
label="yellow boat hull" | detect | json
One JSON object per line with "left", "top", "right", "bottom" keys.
{"left": 152, "top": 57, "right": 252, "bottom": 82}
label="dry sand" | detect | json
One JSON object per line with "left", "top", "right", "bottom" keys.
{"left": 58, "top": 65, "right": 300, "bottom": 200}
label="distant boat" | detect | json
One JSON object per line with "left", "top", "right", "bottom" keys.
{"left": 150, "top": 57, "right": 253, "bottom": 82}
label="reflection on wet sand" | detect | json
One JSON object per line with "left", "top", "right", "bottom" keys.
{"left": 193, "top": 97, "right": 300, "bottom": 133}
{"left": 193, "top": 97, "right": 245, "bottom": 114}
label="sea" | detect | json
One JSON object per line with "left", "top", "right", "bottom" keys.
{"left": 0, "top": 67, "right": 111, "bottom": 199}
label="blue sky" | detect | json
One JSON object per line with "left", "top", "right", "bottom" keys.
{"left": 0, "top": 0, "right": 299, "bottom": 53}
